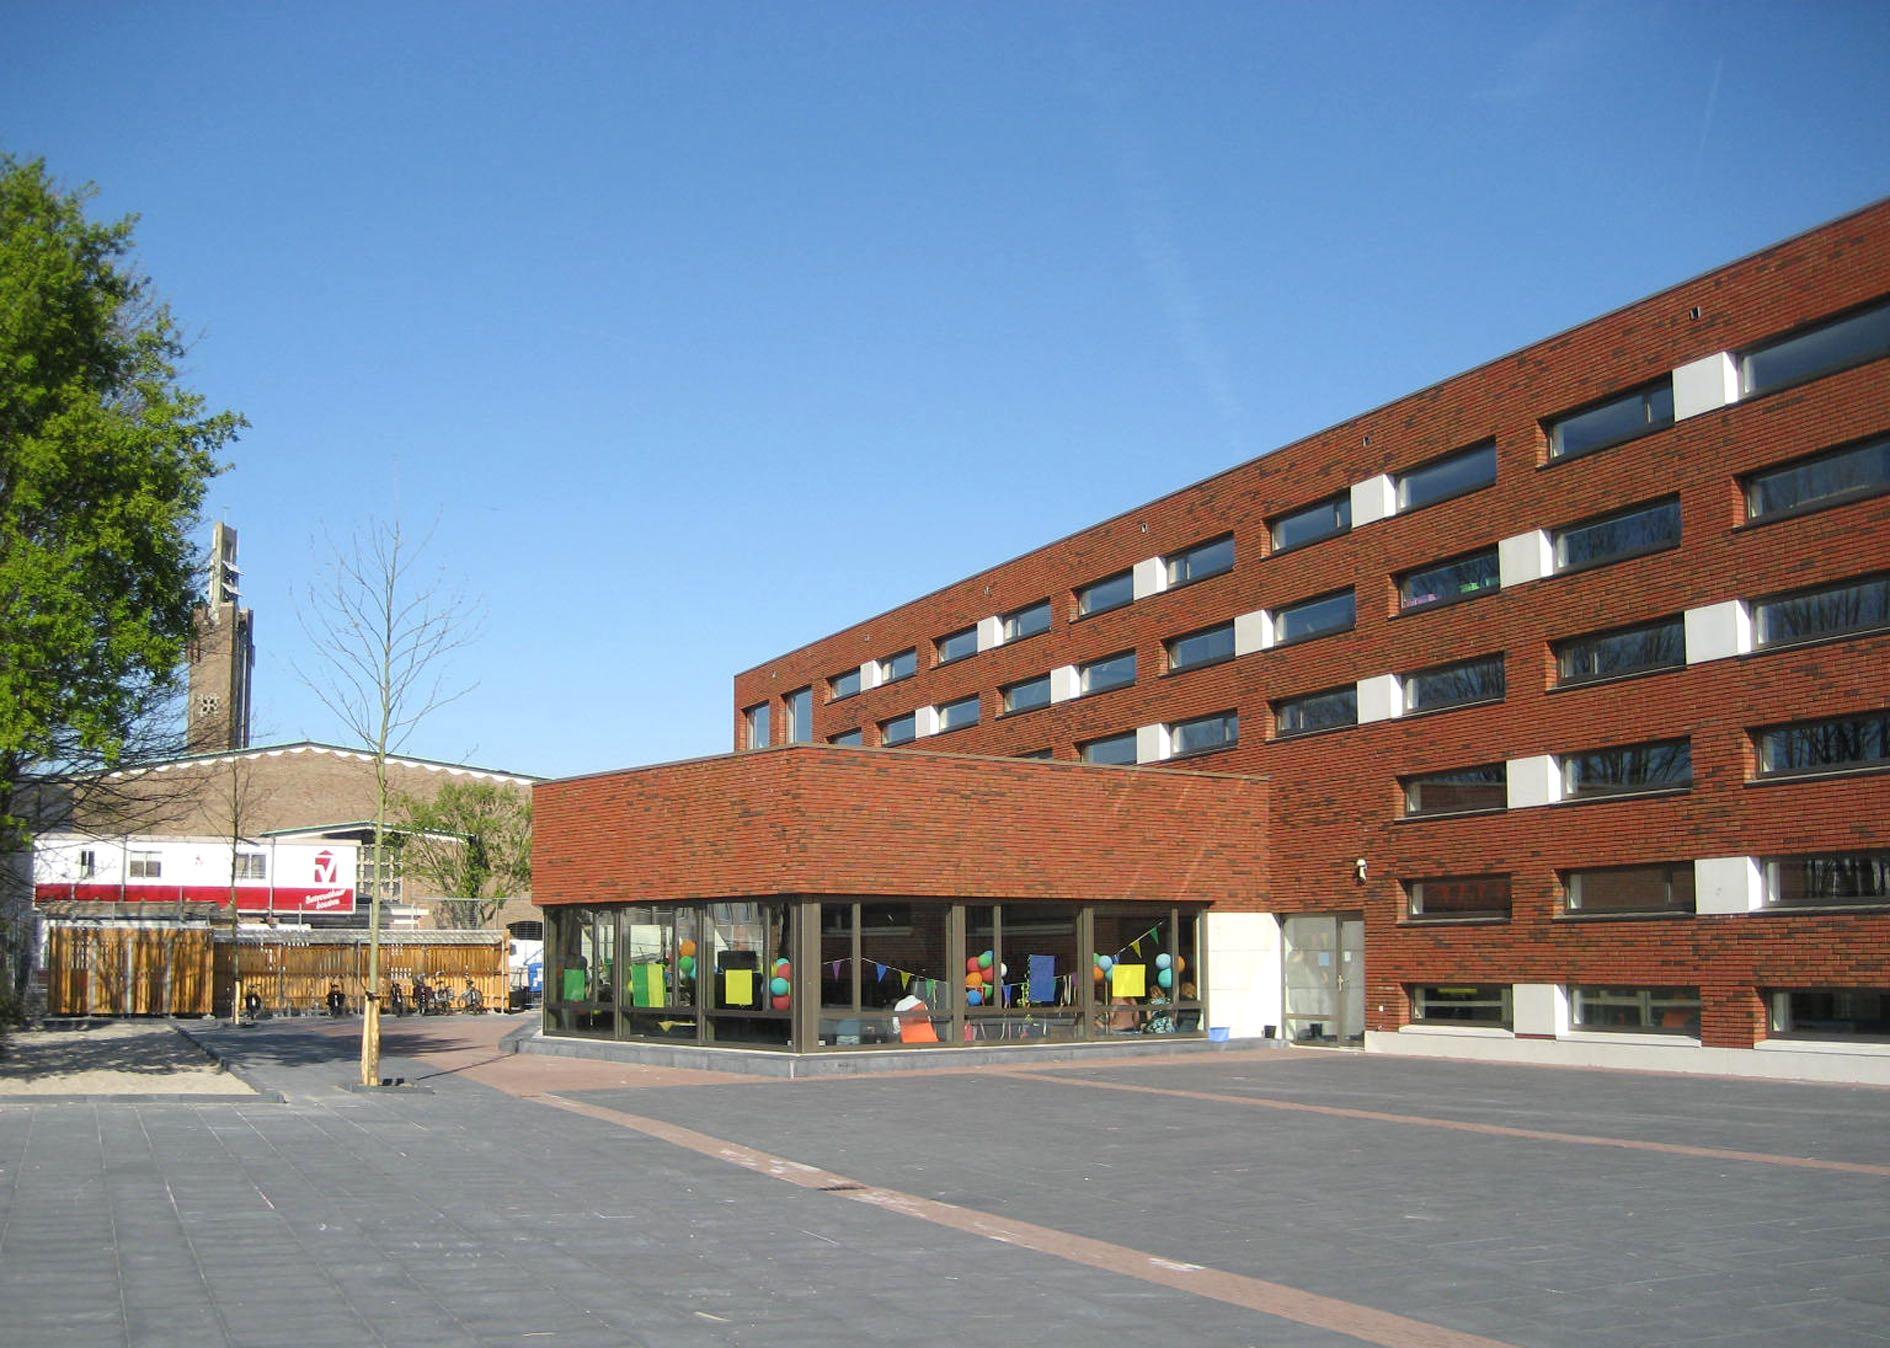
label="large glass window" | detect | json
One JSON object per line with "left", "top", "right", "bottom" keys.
{"left": 1403, "top": 655, "right": 1505, "bottom": 714}
{"left": 1170, "top": 711, "right": 1237, "bottom": 758}
{"left": 1554, "top": 616, "right": 1685, "bottom": 686}
{"left": 1396, "top": 442, "right": 1497, "bottom": 512}
{"left": 823, "top": 901, "right": 955, "bottom": 1047}
{"left": 1754, "top": 710, "right": 1890, "bottom": 779}
{"left": 1754, "top": 573, "right": 1890, "bottom": 648}
{"left": 1405, "top": 875, "right": 1511, "bottom": 921}
{"left": 1741, "top": 296, "right": 1890, "bottom": 397}
{"left": 1270, "top": 492, "right": 1351, "bottom": 555}
{"left": 1764, "top": 851, "right": 1890, "bottom": 908}
{"left": 1563, "top": 863, "right": 1695, "bottom": 915}
{"left": 1571, "top": 986, "right": 1700, "bottom": 1035}
{"left": 743, "top": 702, "right": 771, "bottom": 750}
{"left": 1553, "top": 497, "right": 1681, "bottom": 573}
{"left": 1274, "top": 589, "right": 1355, "bottom": 646}
{"left": 785, "top": 687, "right": 814, "bottom": 743}
{"left": 1769, "top": 989, "right": 1890, "bottom": 1041}
{"left": 1563, "top": 739, "right": 1691, "bottom": 798}
{"left": 936, "top": 626, "right": 977, "bottom": 664}
{"left": 1398, "top": 548, "right": 1499, "bottom": 612}
{"left": 1746, "top": 436, "right": 1890, "bottom": 523}
{"left": 703, "top": 901, "right": 792, "bottom": 1046}
{"left": 830, "top": 668, "right": 862, "bottom": 700}
{"left": 965, "top": 902, "right": 1083, "bottom": 1043}
{"left": 1003, "top": 599, "right": 1053, "bottom": 642}
{"left": 1080, "top": 650, "right": 1136, "bottom": 694}
{"left": 1411, "top": 984, "right": 1511, "bottom": 1027}
{"left": 1079, "top": 731, "right": 1137, "bottom": 766}
{"left": 1548, "top": 379, "right": 1675, "bottom": 460}
{"left": 1077, "top": 570, "right": 1133, "bottom": 617}
{"left": 936, "top": 694, "right": 981, "bottom": 733}
{"left": 880, "top": 711, "right": 917, "bottom": 746}
{"left": 548, "top": 905, "right": 616, "bottom": 1039}
{"left": 880, "top": 649, "right": 917, "bottom": 683}
{"left": 1093, "top": 909, "right": 1196, "bottom": 1038}
{"left": 1273, "top": 685, "right": 1356, "bottom": 738}
{"left": 1165, "top": 535, "right": 1235, "bottom": 587}
{"left": 1165, "top": 622, "right": 1235, "bottom": 673}
{"left": 1002, "top": 673, "right": 1052, "bottom": 714}
{"left": 1402, "top": 764, "right": 1506, "bottom": 817}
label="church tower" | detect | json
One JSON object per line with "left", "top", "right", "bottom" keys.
{"left": 187, "top": 521, "right": 254, "bottom": 752}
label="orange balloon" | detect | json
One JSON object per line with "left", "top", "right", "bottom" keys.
{"left": 1174, "top": 956, "right": 1186, "bottom": 974}
{"left": 1091, "top": 965, "right": 1105, "bottom": 982}
{"left": 680, "top": 939, "right": 697, "bottom": 958}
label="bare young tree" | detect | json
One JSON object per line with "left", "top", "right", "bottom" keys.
{"left": 297, "top": 518, "right": 481, "bottom": 1086}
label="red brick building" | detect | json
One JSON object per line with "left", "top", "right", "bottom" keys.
{"left": 538, "top": 201, "right": 1890, "bottom": 1080}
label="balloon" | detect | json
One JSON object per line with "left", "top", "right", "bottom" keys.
{"left": 771, "top": 994, "right": 792, "bottom": 1011}
{"left": 770, "top": 976, "right": 790, "bottom": 996}
{"left": 999, "top": 963, "right": 1008, "bottom": 977}
{"left": 965, "top": 973, "right": 984, "bottom": 989}
{"left": 1174, "top": 956, "right": 1187, "bottom": 974}
{"left": 967, "top": 988, "right": 983, "bottom": 1006}
{"left": 679, "top": 955, "right": 695, "bottom": 976}
{"left": 774, "top": 960, "right": 791, "bottom": 978}
{"left": 1098, "top": 955, "right": 1115, "bottom": 973}
{"left": 1156, "top": 953, "right": 1172, "bottom": 970}
{"left": 966, "top": 957, "right": 982, "bottom": 973}
{"left": 1094, "top": 953, "right": 1104, "bottom": 967}
{"left": 979, "top": 950, "right": 993, "bottom": 969}
{"left": 1157, "top": 968, "right": 1174, "bottom": 989}
{"left": 1092, "top": 965, "right": 1105, "bottom": 983}
{"left": 680, "top": 939, "right": 697, "bottom": 958}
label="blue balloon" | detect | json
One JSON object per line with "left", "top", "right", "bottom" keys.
{"left": 1155, "top": 953, "right": 1172, "bottom": 970}
{"left": 769, "top": 976, "right": 790, "bottom": 996}
{"left": 1157, "top": 968, "right": 1174, "bottom": 989}
{"left": 967, "top": 988, "right": 984, "bottom": 1006}
{"left": 1098, "top": 955, "right": 1115, "bottom": 973}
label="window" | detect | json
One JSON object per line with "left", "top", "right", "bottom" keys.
{"left": 1013, "top": 747, "right": 1055, "bottom": 760}
{"left": 829, "top": 668, "right": 862, "bottom": 700}
{"left": 936, "top": 626, "right": 978, "bottom": 664}
{"left": 1273, "top": 685, "right": 1357, "bottom": 738}
{"left": 743, "top": 702, "right": 771, "bottom": 750}
{"left": 1170, "top": 711, "right": 1237, "bottom": 758}
{"left": 1079, "top": 731, "right": 1138, "bottom": 766}
{"left": 1754, "top": 710, "right": 1890, "bottom": 779}
{"left": 1398, "top": 547, "right": 1499, "bottom": 612}
{"left": 1077, "top": 570, "right": 1134, "bottom": 617}
{"left": 1552, "top": 497, "right": 1681, "bottom": 573}
{"left": 1405, "top": 875, "right": 1511, "bottom": 921}
{"left": 1002, "top": 599, "right": 1052, "bottom": 642}
{"left": 1563, "top": 863, "right": 1695, "bottom": 915}
{"left": 785, "top": 687, "right": 814, "bottom": 744}
{"left": 1002, "top": 673, "right": 1053, "bottom": 714}
{"left": 829, "top": 729, "right": 863, "bottom": 747}
{"left": 1080, "top": 650, "right": 1136, "bottom": 695}
{"left": 1547, "top": 379, "right": 1675, "bottom": 460}
{"left": 1402, "top": 764, "right": 1506, "bottom": 817}
{"left": 1754, "top": 573, "right": 1890, "bottom": 648}
{"left": 1571, "top": 986, "right": 1700, "bottom": 1034}
{"left": 1165, "top": 622, "right": 1235, "bottom": 673}
{"left": 234, "top": 851, "right": 268, "bottom": 881}
{"left": 1165, "top": 535, "right": 1234, "bottom": 587}
{"left": 1403, "top": 655, "right": 1505, "bottom": 714}
{"left": 1764, "top": 851, "right": 1890, "bottom": 908}
{"left": 1746, "top": 436, "right": 1890, "bottom": 523}
{"left": 1740, "top": 296, "right": 1890, "bottom": 397}
{"left": 1554, "top": 616, "right": 1685, "bottom": 686}
{"left": 937, "top": 694, "right": 981, "bottom": 733}
{"left": 1412, "top": 984, "right": 1511, "bottom": 1027}
{"left": 880, "top": 712, "right": 917, "bottom": 747}
{"left": 1274, "top": 589, "right": 1355, "bottom": 646}
{"left": 880, "top": 649, "right": 918, "bottom": 683}
{"left": 77, "top": 849, "right": 97, "bottom": 879}
{"left": 1396, "top": 442, "right": 1497, "bottom": 512}
{"left": 128, "top": 851, "right": 161, "bottom": 880}
{"left": 1769, "top": 989, "right": 1890, "bottom": 1041}
{"left": 1270, "top": 493, "right": 1351, "bottom": 554}
{"left": 1563, "top": 739, "right": 1691, "bottom": 798}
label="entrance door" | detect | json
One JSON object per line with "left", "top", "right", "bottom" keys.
{"left": 1281, "top": 914, "right": 1365, "bottom": 1045}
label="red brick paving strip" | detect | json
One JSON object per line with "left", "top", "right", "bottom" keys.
{"left": 538, "top": 1092, "right": 1516, "bottom": 1348}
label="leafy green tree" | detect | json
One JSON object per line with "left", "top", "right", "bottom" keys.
{"left": 0, "top": 154, "right": 242, "bottom": 977}
{"left": 394, "top": 781, "right": 533, "bottom": 929}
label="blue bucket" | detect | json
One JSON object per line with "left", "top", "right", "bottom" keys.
{"left": 1206, "top": 1026, "right": 1231, "bottom": 1043}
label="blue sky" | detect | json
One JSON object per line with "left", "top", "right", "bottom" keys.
{"left": 5, "top": 2, "right": 1887, "bottom": 778}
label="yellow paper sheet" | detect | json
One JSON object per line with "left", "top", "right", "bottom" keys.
{"left": 726, "top": 969, "right": 754, "bottom": 1006}
{"left": 1112, "top": 963, "right": 1146, "bottom": 998}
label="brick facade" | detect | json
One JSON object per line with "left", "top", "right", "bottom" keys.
{"left": 730, "top": 200, "right": 1890, "bottom": 1054}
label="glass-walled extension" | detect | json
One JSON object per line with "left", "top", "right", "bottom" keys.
{"left": 545, "top": 898, "right": 1206, "bottom": 1051}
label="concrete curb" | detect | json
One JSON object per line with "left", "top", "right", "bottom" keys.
{"left": 166, "top": 1019, "right": 288, "bottom": 1102}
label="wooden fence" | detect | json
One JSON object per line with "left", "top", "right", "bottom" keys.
{"left": 43, "top": 924, "right": 505, "bottom": 1018}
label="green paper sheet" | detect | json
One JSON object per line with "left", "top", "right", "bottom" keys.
{"left": 562, "top": 967, "right": 587, "bottom": 1001}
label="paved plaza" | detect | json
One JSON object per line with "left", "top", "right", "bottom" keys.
{"left": 0, "top": 1016, "right": 1886, "bottom": 1347}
